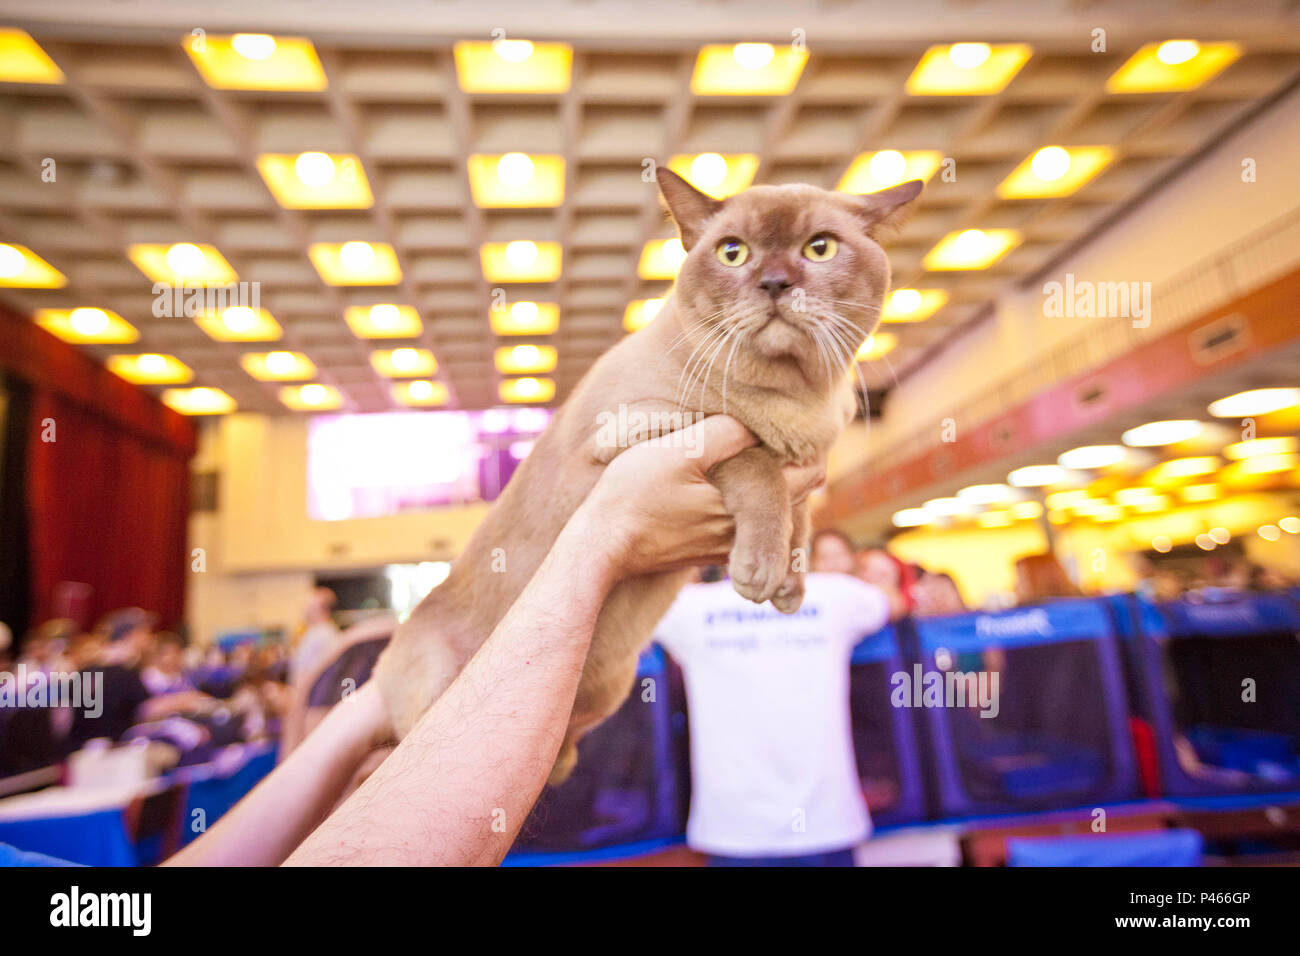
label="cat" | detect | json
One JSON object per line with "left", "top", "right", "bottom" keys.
{"left": 372, "top": 168, "right": 922, "bottom": 782}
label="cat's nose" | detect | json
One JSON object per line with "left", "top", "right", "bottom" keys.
{"left": 759, "top": 273, "right": 793, "bottom": 297}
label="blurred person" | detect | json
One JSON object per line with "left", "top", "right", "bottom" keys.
{"left": 1249, "top": 564, "right": 1292, "bottom": 592}
{"left": 1014, "top": 553, "right": 1082, "bottom": 604}
{"left": 810, "top": 528, "right": 857, "bottom": 575}
{"left": 141, "top": 631, "right": 194, "bottom": 695}
{"left": 651, "top": 570, "right": 890, "bottom": 866}
{"left": 856, "top": 546, "right": 915, "bottom": 620}
{"left": 913, "top": 570, "right": 967, "bottom": 617}
{"left": 293, "top": 588, "right": 341, "bottom": 684}
{"left": 0, "top": 622, "right": 12, "bottom": 673}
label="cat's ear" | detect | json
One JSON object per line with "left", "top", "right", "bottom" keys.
{"left": 656, "top": 167, "right": 724, "bottom": 250}
{"left": 848, "top": 179, "right": 924, "bottom": 240}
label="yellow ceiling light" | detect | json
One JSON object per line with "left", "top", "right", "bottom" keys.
{"left": 1106, "top": 41, "right": 1241, "bottom": 94}
{"left": 666, "top": 154, "right": 760, "bottom": 199}
{"left": 1208, "top": 388, "right": 1300, "bottom": 418}
{"left": 500, "top": 376, "right": 556, "bottom": 404}
{"left": 370, "top": 347, "right": 437, "bottom": 378}
{"left": 1129, "top": 495, "right": 1172, "bottom": 514}
{"left": 106, "top": 353, "right": 193, "bottom": 385}
{"left": 1180, "top": 483, "right": 1219, "bottom": 503}
{"left": 638, "top": 238, "right": 687, "bottom": 280}
{"left": 0, "top": 243, "right": 66, "bottom": 288}
{"left": 34, "top": 308, "right": 138, "bottom": 344}
{"left": 1225, "top": 436, "right": 1298, "bottom": 460}
{"left": 0, "top": 29, "right": 64, "bottom": 84}
{"left": 467, "top": 153, "right": 565, "bottom": 208}
{"left": 623, "top": 298, "right": 667, "bottom": 332}
{"left": 956, "top": 483, "right": 1015, "bottom": 505}
{"left": 1144, "top": 456, "right": 1221, "bottom": 487}
{"left": 1221, "top": 452, "right": 1300, "bottom": 481}
{"left": 1045, "top": 489, "right": 1092, "bottom": 510}
{"left": 1113, "top": 486, "right": 1161, "bottom": 507}
{"left": 280, "top": 383, "right": 343, "bottom": 412}
{"left": 1121, "top": 419, "right": 1204, "bottom": 447}
{"left": 923, "top": 229, "right": 1019, "bottom": 270}
{"left": 691, "top": 43, "right": 809, "bottom": 95}
{"left": 856, "top": 333, "right": 898, "bottom": 362}
{"left": 837, "top": 150, "right": 944, "bottom": 193}
{"left": 308, "top": 241, "right": 402, "bottom": 285}
{"left": 1058, "top": 445, "right": 1127, "bottom": 470}
{"left": 184, "top": 33, "right": 327, "bottom": 91}
{"left": 392, "top": 380, "right": 449, "bottom": 408}
{"left": 892, "top": 507, "right": 931, "bottom": 528}
{"left": 1008, "top": 464, "right": 1067, "bottom": 487}
{"left": 882, "top": 288, "right": 948, "bottom": 323}
{"left": 481, "top": 241, "right": 563, "bottom": 283}
{"left": 195, "top": 306, "right": 282, "bottom": 342}
{"left": 494, "top": 344, "right": 557, "bottom": 375}
{"left": 343, "top": 304, "right": 422, "bottom": 339}
{"left": 491, "top": 301, "right": 560, "bottom": 336}
{"left": 255, "top": 152, "right": 373, "bottom": 209}
{"left": 906, "top": 43, "right": 1032, "bottom": 95}
{"left": 162, "top": 387, "right": 236, "bottom": 416}
{"left": 1089, "top": 504, "right": 1125, "bottom": 523}
{"left": 1010, "top": 501, "right": 1044, "bottom": 521}
{"left": 127, "top": 242, "right": 237, "bottom": 285}
{"left": 996, "top": 146, "right": 1115, "bottom": 199}
{"left": 453, "top": 40, "right": 572, "bottom": 94}
{"left": 240, "top": 350, "right": 316, "bottom": 381}
{"left": 977, "top": 510, "right": 1014, "bottom": 529}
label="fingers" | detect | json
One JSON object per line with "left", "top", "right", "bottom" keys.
{"left": 783, "top": 461, "right": 827, "bottom": 504}
{"left": 685, "top": 414, "right": 759, "bottom": 472}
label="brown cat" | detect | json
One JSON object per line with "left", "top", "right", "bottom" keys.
{"left": 373, "top": 168, "right": 922, "bottom": 781}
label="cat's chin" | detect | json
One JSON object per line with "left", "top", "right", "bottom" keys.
{"left": 752, "top": 315, "right": 808, "bottom": 359}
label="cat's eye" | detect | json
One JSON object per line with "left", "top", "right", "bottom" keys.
{"left": 715, "top": 238, "right": 749, "bottom": 267}
{"left": 802, "top": 234, "right": 838, "bottom": 262}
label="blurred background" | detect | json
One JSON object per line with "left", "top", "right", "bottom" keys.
{"left": 1, "top": 0, "right": 1299, "bottom": 867}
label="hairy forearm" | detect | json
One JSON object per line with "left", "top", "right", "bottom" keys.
{"left": 285, "top": 506, "right": 616, "bottom": 866}
{"left": 166, "top": 682, "right": 385, "bottom": 866}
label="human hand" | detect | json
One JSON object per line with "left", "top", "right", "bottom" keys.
{"left": 570, "top": 415, "right": 826, "bottom": 582}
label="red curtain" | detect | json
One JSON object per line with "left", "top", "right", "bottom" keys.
{"left": 25, "top": 390, "right": 192, "bottom": 629}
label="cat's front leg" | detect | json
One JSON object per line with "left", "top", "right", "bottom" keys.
{"left": 771, "top": 497, "right": 810, "bottom": 614}
{"left": 587, "top": 401, "right": 705, "bottom": 465}
{"left": 708, "top": 446, "right": 792, "bottom": 605}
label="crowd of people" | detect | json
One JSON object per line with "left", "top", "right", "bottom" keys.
{"left": 0, "top": 606, "right": 305, "bottom": 780}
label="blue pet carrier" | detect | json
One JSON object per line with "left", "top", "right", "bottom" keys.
{"left": 914, "top": 599, "right": 1138, "bottom": 817}
{"left": 506, "top": 644, "right": 684, "bottom": 862}
{"left": 849, "top": 622, "right": 926, "bottom": 826}
{"left": 1115, "top": 591, "right": 1300, "bottom": 797}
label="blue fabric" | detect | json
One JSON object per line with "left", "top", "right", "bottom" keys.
{"left": 1007, "top": 829, "right": 1203, "bottom": 867}
{"left": 916, "top": 599, "right": 1112, "bottom": 654}
{"left": 0, "top": 808, "right": 136, "bottom": 866}
{"left": 177, "top": 746, "right": 277, "bottom": 845}
{"left": 850, "top": 623, "right": 897, "bottom": 664}
{"left": 1159, "top": 592, "right": 1300, "bottom": 638}
{"left": 0, "top": 841, "right": 80, "bottom": 867}
{"left": 707, "top": 847, "right": 856, "bottom": 867}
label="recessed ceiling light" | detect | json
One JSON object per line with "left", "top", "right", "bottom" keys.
{"left": 1208, "top": 387, "right": 1300, "bottom": 418}
{"left": 956, "top": 483, "right": 1015, "bottom": 504}
{"left": 106, "top": 353, "right": 193, "bottom": 385}
{"left": 194, "top": 306, "right": 281, "bottom": 342}
{"left": 666, "top": 153, "right": 760, "bottom": 199}
{"left": 0, "top": 29, "right": 64, "bottom": 84}
{"left": 638, "top": 238, "right": 688, "bottom": 279}
{"left": 906, "top": 43, "right": 1032, "bottom": 95}
{"left": 881, "top": 288, "right": 948, "bottom": 323}
{"left": 500, "top": 376, "right": 556, "bottom": 403}
{"left": 128, "top": 243, "right": 237, "bottom": 285}
{"left": 997, "top": 146, "right": 1115, "bottom": 199}
{"left": 308, "top": 242, "right": 402, "bottom": 285}
{"left": 280, "top": 383, "right": 342, "bottom": 411}
{"left": 1008, "top": 464, "right": 1066, "bottom": 487}
{"left": 837, "top": 150, "right": 943, "bottom": 192}
{"left": 481, "top": 241, "right": 562, "bottom": 283}
{"left": 241, "top": 350, "right": 315, "bottom": 381}
{"left": 1121, "top": 420, "right": 1203, "bottom": 447}
{"left": 393, "top": 380, "right": 449, "bottom": 407}
{"left": 923, "top": 229, "right": 1020, "bottom": 270}
{"left": 0, "top": 243, "right": 67, "bottom": 288}
{"left": 257, "top": 152, "right": 372, "bottom": 209}
{"left": 467, "top": 154, "right": 564, "bottom": 207}
{"left": 892, "top": 508, "right": 931, "bottom": 528}
{"left": 343, "top": 304, "right": 422, "bottom": 339}
{"left": 691, "top": 43, "right": 808, "bottom": 95}
{"left": 623, "top": 298, "right": 667, "bottom": 332}
{"left": 35, "top": 308, "right": 137, "bottom": 344}
{"left": 1224, "top": 436, "right": 1298, "bottom": 460}
{"left": 1106, "top": 40, "right": 1240, "bottom": 93}
{"left": 495, "top": 344, "right": 557, "bottom": 374}
{"left": 185, "top": 33, "right": 327, "bottom": 91}
{"left": 162, "top": 387, "right": 237, "bottom": 416}
{"left": 855, "top": 333, "right": 897, "bottom": 361}
{"left": 370, "top": 348, "right": 437, "bottom": 378}
{"left": 490, "top": 301, "right": 560, "bottom": 336}
{"left": 454, "top": 40, "right": 572, "bottom": 93}
{"left": 1058, "top": 445, "right": 1127, "bottom": 470}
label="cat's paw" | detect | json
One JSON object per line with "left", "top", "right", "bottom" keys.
{"left": 728, "top": 532, "right": 789, "bottom": 605}
{"left": 771, "top": 571, "right": 805, "bottom": 614}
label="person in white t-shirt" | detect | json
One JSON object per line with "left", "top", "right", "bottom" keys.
{"left": 653, "top": 570, "right": 890, "bottom": 866}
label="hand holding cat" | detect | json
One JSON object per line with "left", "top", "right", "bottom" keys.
{"left": 573, "top": 414, "right": 825, "bottom": 582}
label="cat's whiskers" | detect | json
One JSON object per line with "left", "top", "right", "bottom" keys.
{"left": 677, "top": 320, "right": 735, "bottom": 411}
{"left": 673, "top": 318, "right": 731, "bottom": 409}
{"left": 693, "top": 323, "right": 741, "bottom": 413}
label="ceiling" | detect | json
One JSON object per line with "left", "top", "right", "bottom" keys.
{"left": 1, "top": 2, "right": 1299, "bottom": 414}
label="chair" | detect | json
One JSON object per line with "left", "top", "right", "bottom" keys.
{"left": 1007, "top": 829, "right": 1203, "bottom": 866}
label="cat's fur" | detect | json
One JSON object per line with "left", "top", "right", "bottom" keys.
{"left": 373, "top": 169, "right": 922, "bottom": 782}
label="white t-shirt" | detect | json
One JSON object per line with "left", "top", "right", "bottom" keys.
{"left": 653, "top": 572, "right": 890, "bottom": 857}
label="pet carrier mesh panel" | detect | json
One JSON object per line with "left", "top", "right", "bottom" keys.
{"left": 1122, "top": 592, "right": 1300, "bottom": 797}
{"left": 914, "top": 600, "right": 1138, "bottom": 817}
{"left": 849, "top": 623, "right": 926, "bottom": 825}
{"left": 508, "top": 644, "right": 682, "bottom": 859}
